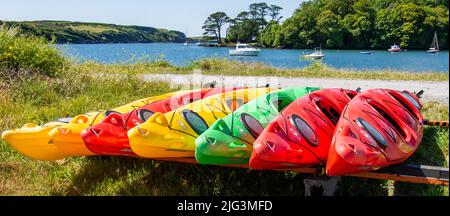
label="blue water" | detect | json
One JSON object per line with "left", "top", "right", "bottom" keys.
{"left": 58, "top": 43, "right": 449, "bottom": 72}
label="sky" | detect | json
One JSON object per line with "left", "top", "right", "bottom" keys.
{"left": 0, "top": 0, "right": 304, "bottom": 37}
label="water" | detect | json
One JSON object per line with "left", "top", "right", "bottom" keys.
{"left": 58, "top": 43, "right": 449, "bottom": 72}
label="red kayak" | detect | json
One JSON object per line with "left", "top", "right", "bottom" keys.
{"left": 326, "top": 89, "right": 424, "bottom": 176}
{"left": 249, "top": 89, "right": 358, "bottom": 170}
{"left": 81, "top": 87, "right": 241, "bottom": 157}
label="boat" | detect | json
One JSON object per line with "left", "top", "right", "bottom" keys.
{"left": 0, "top": 90, "right": 183, "bottom": 160}
{"left": 229, "top": 43, "right": 261, "bottom": 56}
{"left": 2, "top": 121, "right": 70, "bottom": 161}
{"left": 360, "top": 51, "right": 375, "bottom": 55}
{"left": 388, "top": 44, "right": 401, "bottom": 52}
{"left": 249, "top": 89, "right": 358, "bottom": 170}
{"left": 128, "top": 87, "right": 275, "bottom": 158}
{"left": 81, "top": 87, "right": 241, "bottom": 157}
{"left": 326, "top": 89, "right": 424, "bottom": 176}
{"left": 195, "top": 87, "right": 320, "bottom": 165}
{"left": 427, "top": 31, "right": 439, "bottom": 53}
{"left": 304, "top": 47, "right": 324, "bottom": 59}
{"left": 38, "top": 90, "right": 186, "bottom": 159}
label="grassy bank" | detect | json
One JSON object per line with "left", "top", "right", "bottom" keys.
{"left": 77, "top": 58, "right": 449, "bottom": 82}
{"left": 0, "top": 26, "right": 448, "bottom": 196}
{"left": 0, "top": 20, "right": 186, "bottom": 44}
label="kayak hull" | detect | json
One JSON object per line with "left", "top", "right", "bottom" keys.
{"left": 326, "top": 89, "right": 424, "bottom": 176}
{"left": 249, "top": 89, "right": 358, "bottom": 170}
{"left": 49, "top": 91, "right": 184, "bottom": 158}
{"left": 195, "top": 87, "right": 320, "bottom": 165}
{"left": 129, "top": 88, "right": 275, "bottom": 158}
{"left": 81, "top": 87, "right": 241, "bottom": 157}
{"left": 2, "top": 122, "right": 67, "bottom": 161}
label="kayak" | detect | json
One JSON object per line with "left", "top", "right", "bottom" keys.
{"left": 326, "top": 89, "right": 424, "bottom": 176}
{"left": 195, "top": 87, "right": 320, "bottom": 165}
{"left": 128, "top": 87, "right": 275, "bottom": 158}
{"left": 2, "top": 121, "right": 69, "bottom": 161}
{"left": 81, "top": 87, "right": 241, "bottom": 157}
{"left": 48, "top": 90, "right": 191, "bottom": 157}
{"left": 249, "top": 89, "right": 358, "bottom": 170}
{"left": 8, "top": 90, "right": 187, "bottom": 160}
{"left": 2, "top": 90, "right": 185, "bottom": 160}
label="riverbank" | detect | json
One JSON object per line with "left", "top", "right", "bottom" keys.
{"left": 78, "top": 58, "right": 449, "bottom": 82}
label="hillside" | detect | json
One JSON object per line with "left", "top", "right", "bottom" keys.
{"left": 0, "top": 20, "right": 186, "bottom": 44}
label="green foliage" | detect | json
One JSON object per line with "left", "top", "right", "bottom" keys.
{"left": 0, "top": 20, "right": 186, "bottom": 44}
{"left": 227, "top": 3, "right": 283, "bottom": 43}
{"left": 258, "top": 21, "right": 282, "bottom": 47}
{"left": 202, "top": 12, "right": 230, "bottom": 43}
{"left": 0, "top": 26, "right": 67, "bottom": 78}
{"left": 261, "top": 0, "right": 449, "bottom": 49}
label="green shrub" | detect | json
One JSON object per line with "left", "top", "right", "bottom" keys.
{"left": 0, "top": 26, "right": 67, "bottom": 78}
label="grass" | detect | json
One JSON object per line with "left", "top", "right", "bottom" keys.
{"left": 77, "top": 58, "right": 449, "bottom": 82}
{"left": 0, "top": 26, "right": 448, "bottom": 196}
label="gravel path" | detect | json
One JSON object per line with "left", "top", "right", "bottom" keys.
{"left": 144, "top": 74, "right": 449, "bottom": 104}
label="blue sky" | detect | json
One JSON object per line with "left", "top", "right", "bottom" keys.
{"left": 0, "top": 0, "right": 304, "bottom": 36}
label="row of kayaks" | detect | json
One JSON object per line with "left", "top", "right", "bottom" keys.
{"left": 1, "top": 86, "right": 424, "bottom": 176}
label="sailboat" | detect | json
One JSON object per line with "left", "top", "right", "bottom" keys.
{"left": 427, "top": 31, "right": 439, "bottom": 53}
{"left": 183, "top": 28, "right": 189, "bottom": 46}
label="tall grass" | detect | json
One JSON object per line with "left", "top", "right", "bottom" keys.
{"left": 0, "top": 26, "right": 67, "bottom": 79}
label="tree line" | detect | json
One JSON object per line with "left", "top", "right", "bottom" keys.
{"left": 202, "top": 0, "right": 448, "bottom": 49}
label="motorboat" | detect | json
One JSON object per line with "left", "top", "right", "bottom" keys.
{"left": 229, "top": 43, "right": 261, "bottom": 56}
{"left": 304, "top": 47, "right": 324, "bottom": 59}
{"left": 388, "top": 44, "right": 401, "bottom": 52}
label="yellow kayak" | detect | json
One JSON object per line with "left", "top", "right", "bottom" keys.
{"left": 48, "top": 90, "right": 188, "bottom": 157}
{"left": 2, "top": 121, "right": 68, "bottom": 161}
{"left": 128, "top": 87, "right": 275, "bottom": 158}
{"left": 1, "top": 90, "right": 187, "bottom": 160}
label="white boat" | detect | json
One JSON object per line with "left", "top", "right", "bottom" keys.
{"left": 388, "top": 44, "right": 401, "bottom": 52}
{"left": 427, "top": 31, "right": 439, "bottom": 53}
{"left": 360, "top": 51, "right": 375, "bottom": 55}
{"left": 184, "top": 42, "right": 189, "bottom": 46}
{"left": 229, "top": 43, "right": 261, "bottom": 56}
{"left": 304, "top": 47, "right": 324, "bottom": 59}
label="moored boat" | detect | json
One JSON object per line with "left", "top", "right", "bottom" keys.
{"left": 304, "top": 47, "right": 324, "bottom": 59}
{"left": 427, "top": 31, "right": 439, "bottom": 53}
{"left": 388, "top": 44, "right": 401, "bottom": 52}
{"left": 229, "top": 43, "right": 261, "bottom": 56}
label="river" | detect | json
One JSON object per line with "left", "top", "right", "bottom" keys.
{"left": 58, "top": 43, "right": 449, "bottom": 72}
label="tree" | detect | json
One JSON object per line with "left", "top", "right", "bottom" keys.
{"left": 250, "top": 3, "right": 270, "bottom": 29}
{"left": 375, "top": 2, "right": 427, "bottom": 48}
{"left": 202, "top": 12, "right": 230, "bottom": 43}
{"left": 227, "top": 12, "right": 260, "bottom": 42}
{"left": 269, "top": 5, "right": 284, "bottom": 21}
{"left": 316, "top": 10, "right": 344, "bottom": 47}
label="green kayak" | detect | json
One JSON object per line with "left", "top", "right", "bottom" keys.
{"left": 195, "top": 87, "right": 320, "bottom": 165}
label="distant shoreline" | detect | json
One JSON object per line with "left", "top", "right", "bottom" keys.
{"left": 57, "top": 42, "right": 449, "bottom": 51}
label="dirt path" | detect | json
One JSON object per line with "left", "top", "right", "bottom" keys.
{"left": 144, "top": 74, "right": 449, "bottom": 104}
